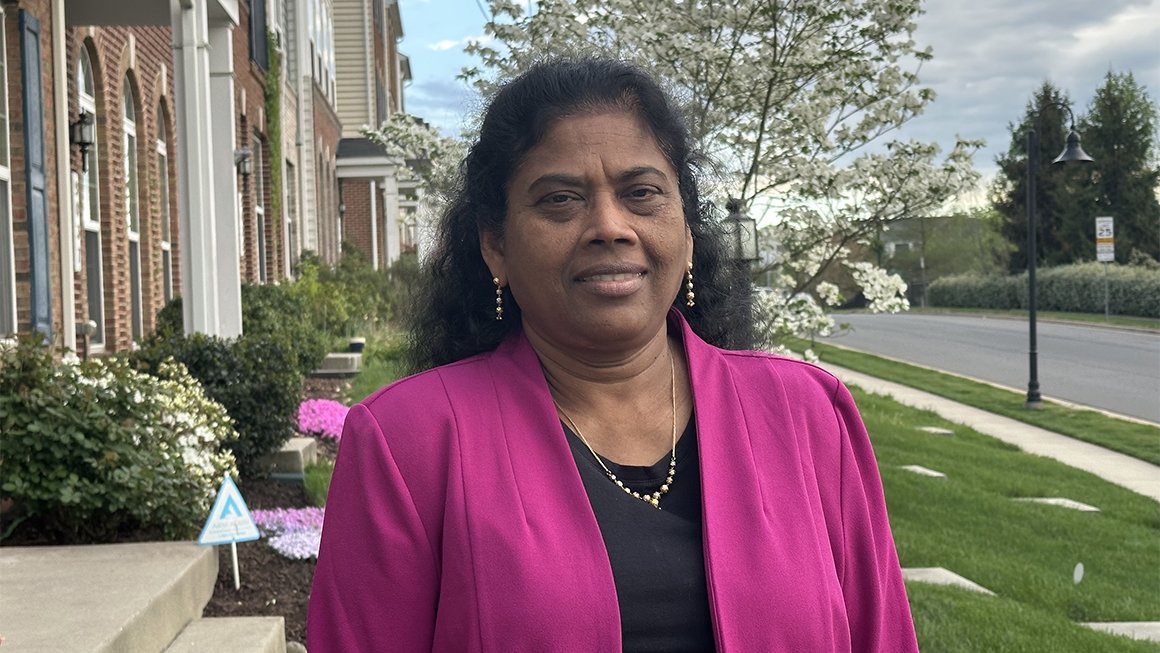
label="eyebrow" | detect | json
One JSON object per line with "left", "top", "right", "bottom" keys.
{"left": 524, "top": 166, "right": 671, "bottom": 194}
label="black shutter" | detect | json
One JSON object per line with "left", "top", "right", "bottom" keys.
{"left": 20, "top": 10, "right": 52, "bottom": 339}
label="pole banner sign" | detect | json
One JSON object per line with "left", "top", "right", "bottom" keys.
{"left": 1095, "top": 216, "right": 1114, "bottom": 263}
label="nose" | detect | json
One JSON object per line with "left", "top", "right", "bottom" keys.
{"left": 587, "top": 192, "right": 637, "bottom": 246}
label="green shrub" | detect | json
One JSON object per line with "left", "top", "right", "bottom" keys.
{"left": 239, "top": 283, "right": 328, "bottom": 376}
{"left": 154, "top": 284, "right": 326, "bottom": 377}
{"left": 304, "top": 458, "right": 334, "bottom": 507}
{"left": 928, "top": 263, "right": 1160, "bottom": 317}
{"left": 0, "top": 335, "right": 237, "bottom": 543}
{"left": 134, "top": 333, "right": 302, "bottom": 479}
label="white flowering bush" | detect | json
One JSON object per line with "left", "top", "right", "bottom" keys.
{"left": 0, "top": 335, "right": 238, "bottom": 543}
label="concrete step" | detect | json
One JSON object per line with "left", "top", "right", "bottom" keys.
{"left": 165, "top": 617, "right": 286, "bottom": 653}
{"left": 311, "top": 352, "right": 361, "bottom": 378}
{"left": 0, "top": 542, "right": 216, "bottom": 652}
{"left": 260, "top": 436, "right": 319, "bottom": 480}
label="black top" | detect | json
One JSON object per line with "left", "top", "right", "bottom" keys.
{"left": 562, "top": 419, "right": 716, "bottom": 653}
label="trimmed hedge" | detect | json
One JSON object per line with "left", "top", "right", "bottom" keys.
{"left": 928, "top": 263, "right": 1160, "bottom": 318}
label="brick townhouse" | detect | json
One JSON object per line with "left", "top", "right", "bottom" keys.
{"left": 0, "top": 0, "right": 410, "bottom": 353}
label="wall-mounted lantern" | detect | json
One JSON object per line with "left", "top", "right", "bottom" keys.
{"left": 69, "top": 111, "right": 95, "bottom": 172}
{"left": 234, "top": 147, "right": 253, "bottom": 177}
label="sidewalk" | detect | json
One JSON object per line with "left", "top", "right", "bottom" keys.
{"left": 817, "top": 362, "right": 1160, "bottom": 503}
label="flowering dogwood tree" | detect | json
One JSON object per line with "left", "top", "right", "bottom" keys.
{"left": 462, "top": 0, "right": 982, "bottom": 349}
{"left": 363, "top": 114, "right": 468, "bottom": 257}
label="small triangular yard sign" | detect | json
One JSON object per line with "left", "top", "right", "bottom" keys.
{"left": 198, "top": 475, "right": 260, "bottom": 546}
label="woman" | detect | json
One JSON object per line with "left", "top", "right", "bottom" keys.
{"left": 308, "top": 58, "right": 918, "bottom": 652}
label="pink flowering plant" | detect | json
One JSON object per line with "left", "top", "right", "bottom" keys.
{"left": 251, "top": 507, "right": 325, "bottom": 560}
{"left": 297, "top": 399, "right": 349, "bottom": 440}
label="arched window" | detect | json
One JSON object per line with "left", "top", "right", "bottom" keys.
{"left": 122, "top": 77, "right": 142, "bottom": 340}
{"left": 79, "top": 48, "right": 105, "bottom": 349}
{"left": 156, "top": 103, "right": 173, "bottom": 302}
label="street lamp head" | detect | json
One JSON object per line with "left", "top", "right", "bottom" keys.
{"left": 1052, "top": 127, "right": 1094, "bottom": 165}
{"left": 725, "top": 197, "right": 759, "bottom": 262}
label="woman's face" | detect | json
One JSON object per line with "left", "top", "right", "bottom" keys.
{"left": 481, "top": 110, "right": 692, "bottom": 354}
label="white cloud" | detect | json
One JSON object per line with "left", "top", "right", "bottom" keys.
{"left": 428, "top": 39, "right": 461, "bottom": 51}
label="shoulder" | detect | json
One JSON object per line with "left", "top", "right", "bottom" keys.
{"left": 699, "top": 344, "right": 843, "bottom": 403}
{"left": 356, "top": 352, "right": 496, "bottom": 429}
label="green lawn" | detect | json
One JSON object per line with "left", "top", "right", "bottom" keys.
{"left": 855, "top": 389, "right": 1160, "bottom": 652}
{"left": 788, "top": 337, "right": 1160, "bottom": 466}
{"left": 889, "top": 306, "right": 1160, "bottom": 331}
{"left": 345, "top": 330, "right": 409, "bottom": 404}
{"left": 330, "top": 332, "right": 1160, "bottom": 650}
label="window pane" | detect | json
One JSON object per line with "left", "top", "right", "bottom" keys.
{"left": 125, "top": 133, "right": 138, "bottom": 233}
{"left": 129, "top": 240, "right": 142, "bottom": 339}
{"left": 84, "top": 139, "right": 100, "bottom": 226}
{"left": 80, "top": 50, "right": 94, "bottom": 96}
{"left": 122, "top": 79, "right": 135, "bottom": 121}
{"left": 158, "top": 152, "right": 171, "bottom": 241}
{"left": 162, "top": 249, "right": 172, "bottom": 304}
{"left": 84, "top": 228, "right": 105, "bottom": 346}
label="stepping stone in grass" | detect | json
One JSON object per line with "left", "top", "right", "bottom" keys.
{"left": 918, "top": 426, "right": 954, "bottom": 436}
{"left": 901, "top": 567, "right": 995, "bottom": 595}
{"left": 1012, "top": 497, "right": 1100, "bottom": 512}
{"left": 900, "top": 464, "right": 946, "bottom": 478}
{"left": 1080, "top": 622, "right": 1160, "bottom": 644}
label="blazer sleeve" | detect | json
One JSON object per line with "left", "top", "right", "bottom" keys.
{"left": 307, "top": 403, "right": 439, "bottom": 652}
{"left": 830, "top": 380, "right": 919, "bottom": 652}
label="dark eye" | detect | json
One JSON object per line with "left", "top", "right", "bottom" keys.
{"left": 546, "top": 193, "right": 574, "bottom": 204}
{"left": 627, "top": 186, "right": 659, "bottom": 200}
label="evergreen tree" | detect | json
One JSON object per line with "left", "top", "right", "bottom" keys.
{"left": 1076, "top": 71, "right": 1160, "bottom": 264}
{"left": 991, "top": 83, "right": 1089, "bottom": 272}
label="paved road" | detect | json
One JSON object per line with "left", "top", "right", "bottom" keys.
{"left": 820, "top": 313, "right": 1160, "bottom": 423}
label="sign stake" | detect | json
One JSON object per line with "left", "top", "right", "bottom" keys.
{"left": 231, "top": 541, "right": 241, "bottom": 590}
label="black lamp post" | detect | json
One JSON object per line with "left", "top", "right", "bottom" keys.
{"left": 1025, "top": 104, "right": 1094, "bottom": 407}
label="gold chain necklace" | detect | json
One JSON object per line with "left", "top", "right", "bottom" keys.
{"left": 557, "top": 354, "right": 678, "bottom": 509}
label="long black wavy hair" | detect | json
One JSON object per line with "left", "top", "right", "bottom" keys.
{"left": 407, "top": 58, "right": 754, "bottom": 371}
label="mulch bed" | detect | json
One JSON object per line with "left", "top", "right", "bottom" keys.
{"left": 202, "top": 477, "right": 315, "bottom": 645}
{"left": 201, "top": 375, "right": 351, "bottom": 646}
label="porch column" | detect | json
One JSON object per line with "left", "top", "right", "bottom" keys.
{"left": 207, "top": 21, "right": 242, "bottom": 336}
{"left": 381, "top": 172, "right": 400, "bottom": 266}
{"left": 172, "top": 0, "right": 219, "bottom": 335}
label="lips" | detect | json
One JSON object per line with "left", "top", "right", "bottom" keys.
{"left": 574, "top": 264, "right": 647, "bottom": 282}
{"left": 574, "top": 264, "right": 648, "bottom": 297}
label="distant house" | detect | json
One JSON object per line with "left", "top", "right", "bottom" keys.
{"left": 334, "top": 0, "right": 415, "bottom": 270}
{"left": 0, "top": 0, "right": 410, "bottom": 353}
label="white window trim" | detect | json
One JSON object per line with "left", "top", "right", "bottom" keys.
{"left": 253, "top": 133, "right": 267, "bottom": 282}
{"left": 78, "top": 48, "right": 105, "bottom": 350}
{"left": 157, "top": 119, "right": 173, "bottom": 302}
{"left": 123, "top": 79, "right": 143, "bottom": 339}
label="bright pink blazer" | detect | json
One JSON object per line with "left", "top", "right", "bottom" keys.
{"left": 308, "top": 312, "right": 917, "bottom": 651}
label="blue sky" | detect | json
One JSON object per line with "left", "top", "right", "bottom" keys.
{"left": 398, "top": 0, "right": 1160, "bottom": 186}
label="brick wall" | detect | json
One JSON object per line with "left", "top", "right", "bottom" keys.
{"left": 63, "top": 26, "right": 176, "bottom": 352}
{"left": 340, "top": 178, "right": 372, "bottom": 262}
{"left": 235, "top": 4, "right": 275, "bottom": 285}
